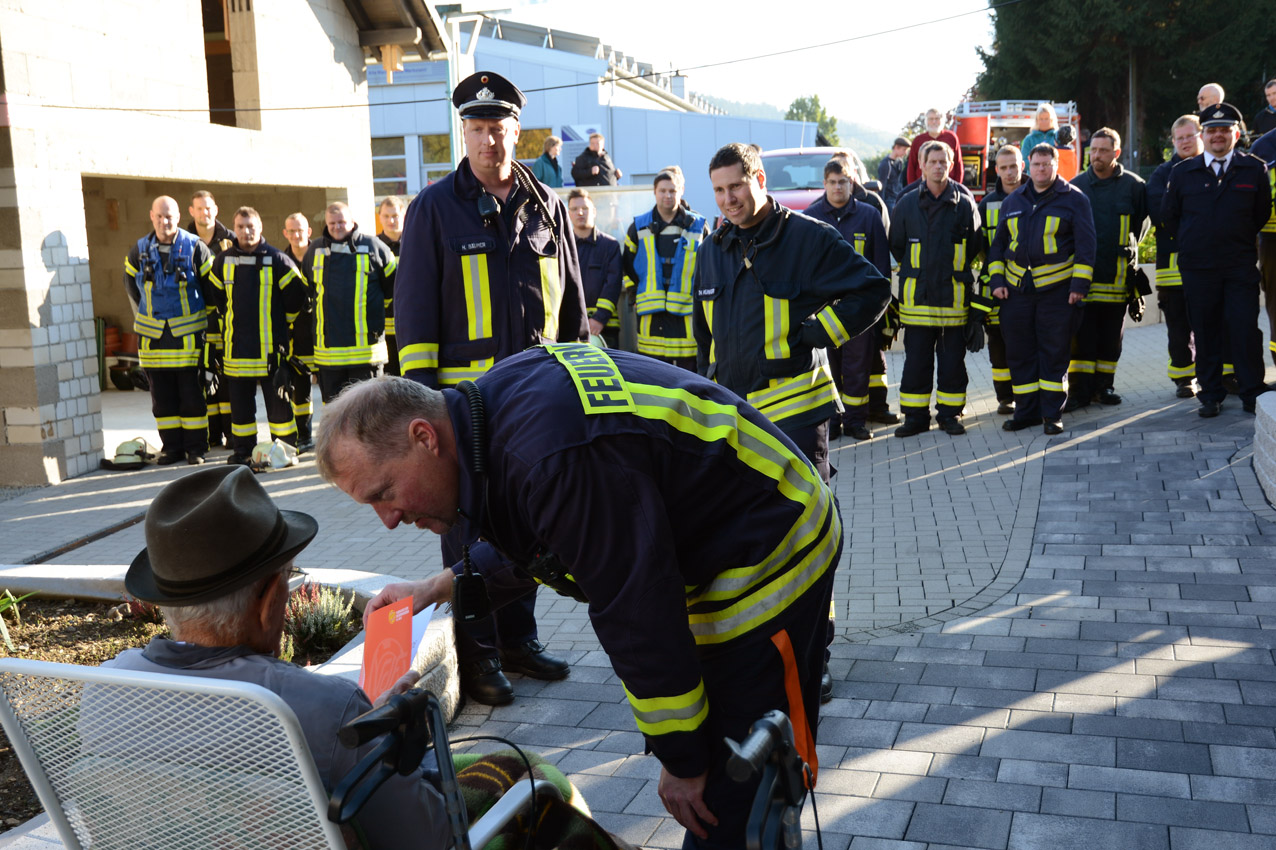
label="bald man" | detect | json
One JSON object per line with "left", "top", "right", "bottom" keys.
{"left": 1197, "top": 84, "right": 1225, "bottom": 111}
{"left": 124, "top": 197, "right": 222, "bottom": 464}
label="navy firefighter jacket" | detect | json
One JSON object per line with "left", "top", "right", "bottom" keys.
{"left": 445, "top": 344, "right": 842, "bottom": 779}
{"left": 394, "top": 158, "right": 588, "bottom": 388}
{"left": 693, "top": 198, "right": 891, "bottom": 429}
{"left": 1161, "top": 152, "right": 1272, "bottom": 271}
{"left": 987, "top": 176, "right": 1096, "bottom": 296}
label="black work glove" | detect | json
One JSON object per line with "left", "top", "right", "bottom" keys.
{"left": 879, "top": 297, "right": 901, "bottom": 351}
{"left": 964, "top": 316, "right": 986, "bottom": 353}
{"left": 1127, "top": 295, "right": 1145, "bottom": 323}
{"left": 202, "top": 347, "right": 223, "bottom": 396}
{"left": 269, "top": 345, "right": 291, "bottom": 402}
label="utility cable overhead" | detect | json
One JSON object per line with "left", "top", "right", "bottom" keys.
{"left": 37, "top": 0, "right": 1028, "bottom": 115}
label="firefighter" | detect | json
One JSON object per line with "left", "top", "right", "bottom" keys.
{"left": 1147, "top": 116, "right": 1204, "bottom": 397}
{"left": 393, "top": 71, "right": 586, "bottom": 707}
{"left": 300, "top": 202, "right": 397, "bottom": 403}
{"left": 1066, "top": 127, "right": 1149, "bottom": 411}
{"left": 1162, "top": 102, "right": 1272, "bottom": 417}
{"left": 567, "top": 188, "right": 624, "bottom": 349}
{"left": 186, "top": 190, "right": 235, "bottom": 450}
{"left": 317, "top": 345, "right": 841, "bottom": 850}
{"left": 977, "top": 145, "right": 1025, "bottom": 414}
{"left": 988, "top": 144, "right": 1096, "bottom": 435}
{"left": 376, "top": 196, "right": 406, "bottom": 376}
{"left": 282, "top": 212, "right": 317, "bottom": 452}
{"left": 208, "top": 207, "right": 306, "bottom": 464}
{"left": 623, "top": 166, "right": 709, "bottom": 370}
{"left": 124, "top": 196, "right": 221, "bottom": 465}
{"left": 804, "top": 156, "right": 891, "bottom": 440}
{"left": 694, "top": 142, "right": 891, "bottom": 482}
{"left": 889, "top": 140, "right": 982, "bottom": 437}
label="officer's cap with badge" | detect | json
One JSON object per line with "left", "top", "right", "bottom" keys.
{"left": 1199, "top": 101, "right": 1243, "bottom": 128}
{"left": 453, "top": 71, "right": 526, "bottom": 121}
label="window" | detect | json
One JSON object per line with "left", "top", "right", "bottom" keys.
{"left": 516, "top": 127, "right": 552, "bottom": 162}
{"left": 420, "top": 134, "right": 453, "bottom": 188}
{"left": 202, "top": 0, "right": 235, "bottom": 127}
{"left": 373, "top": 137, "right": 408, "bottom": 197}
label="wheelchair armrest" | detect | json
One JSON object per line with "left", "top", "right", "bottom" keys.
{"left": 466, "top": 778, "right": 563, "bottom": 849}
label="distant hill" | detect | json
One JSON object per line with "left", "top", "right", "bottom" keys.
{"left": 695, "top": 95, "right": 896, "bottom": 156}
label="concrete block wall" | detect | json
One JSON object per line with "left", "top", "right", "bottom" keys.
{"left": 1255, "top": 393, "right": 1276, "bottom": 507}
{"left": 0, "top": 0, "right": 376, "bottom": 487}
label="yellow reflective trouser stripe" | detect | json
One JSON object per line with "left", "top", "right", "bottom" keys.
{"left": 232, "top": 421, "right": 258, "bottom": 437}
{"left": 400, "top": 342, "right": 440, "bottom": 372}
{"left": 1224, "top": 363, "right": 1235, "bottom": 375}
{"left": 269, "top": 420, "right": 297, "bottom": 436}
{"left": 841, "top": 393, "right": 868, "bottom": 406}
{"left": 1040, "top": 379, "right": 1065, "bottom": 392}
{"left": 1096, "top": 361, "right": 1118, "bottom": 374}
{"left": 540, "top": 256, "right": 561, "bottom": 341}
{"left": 1069, "top": 360, "right": 1097, "bottom": 374}
{"left": 1043, "top": 216, "right": 1059, "bottom": 253}
{"left": 180, "top": 416, "right": 208, "bottom": 430}
{"left": 1013, "top": 382, "right": 1040, "bottom": 394}
{"left": 868, "top": 374, "right": 886, "bottom": 389}
{"left": 900, "top": 392, "right": 931, "bottom": 408}
{"left": 936, "top": 391, "right": 965, "bottom": 406}
{"left": 816, "top": 305, "right": 851, "bottom": 347}
{"left": 155, "top": 416, "right": 182, "bottom": 430}
{"left": 624, "top": 680, "right": 709, "bottom": 736}
{"left": 763, "top": 295, "right": 790, "bottom": 360}
{"left": 463, "top": 252, "right": 493, "bottom": 339}
{"left": 1168, "top": 361, "right": 1195, "bottom": 379}
{"left": 293, "top": 399, "right": 312, "bottom": 415}
{"left": 746, "top": 364, "right": 835, "bottom": 423}
{"left": 992, "top": 368, "right": 1011, "bottom": 381}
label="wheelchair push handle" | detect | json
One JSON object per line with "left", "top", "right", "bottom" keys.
{"left": 337, "top": 687, "right": 435, "bottom": 748}
{"left": 725, "top": 710, "right": 794, "bottom": 782}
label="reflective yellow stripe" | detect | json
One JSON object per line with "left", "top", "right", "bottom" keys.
{"left": 1096, "top": 360, "right": 1117, "bottom": 374}
{"left": 935, "top": 391, "right": 965, "bottom": 406}
{"left": 545, "top": 344, "right": 635, "bottom": 413}
{"left": 1266, "top": 170, "right": 1276, "bottom": 233}
{"left": 841, "top": 393, "right": 868, "bottom": 406}
{"left": 139, "top": 334, "right": 200, "bottom": 368}
{"left": 1043, "top": 216, "right": 1059, "bottom": 254}
{"left": 400, "top": 342, "right": 439, "bottom": 372}
{"left": 868, "top": 374, "right": 886, "bottom": 389}
{"left": 899, "top": 392, "right": 931, "bottom": 409}
{"left": 745, "top": 364, "right": 836, "bottom": 423}
{"left": 952, "top": 238, "right": 966, "bottom": 272}
{"left": 1156, "top": 253, "right": 1181, "bottom": 287}
{"left": 268, "top": 420, "right": 298, "bottom": 437}
{"left": 232, "top": 421, "right": 259, "bottom": 437}
{"left": 179, "top": 416, "right": 208, "bottom": 430}
{"left": 1167, "top": 361, "right": 1195, "bottom": 379}
{"left": 1007, "top": 218, "right": 1019, "bottom": 250}
{"left": 540, "top": 256, "right": 561, "bottom": 340}
{"left": 438, "top": 364, "right": 493, "bottom": 385}
{"left": 763, "top": 295, "right": 790, "bottom": 360}
{"left": 1040, "top": 379, "right": 1065, "bottom": 392}
{"left": 462, "top": 252, "right": 493, "bottom": 340}
{"left": 992, "top": 368, "right": 1011, "bottom": 381}
{"left": 909, "top": 241, "right": 921, "bottom": 268}
{"left": 853, "top": 234, "right": 866, "bottom": 254}
{"left": 1012, "top": 381, "right": 1039, "bottom": 395}
{"left": 355, "top": 252, "right": 370, "bottom": 346}
{"left": 624, "top": 680, "right": 708, "bottom": 736}
{"left": 1118, "top": 214, "right": 1130, "bottom": 244}
{"left": 1072, "top": 264, "right": 1094, "bottom": 282}
{"left": 1069, "top": 360, "right": 1097, "bottom": 374}
{"left": 816, "top": 305, "right": 851, "bottom": 346}
{"left": 293, "top": 399, "right": 313, "bottom": 416}
{"left": 633, "top": 232, "right": 665, "bottom": 315}
{"left": 313, "top": 253, "right": 327, "bottom": 348}
{"left": 155, "top": 416, "right": 182, "bottom": 430}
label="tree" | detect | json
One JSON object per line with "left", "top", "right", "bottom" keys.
{"left": 786, "top": 95, "right": 840, "bottom": 146}
{"left": 974, "top": 0, "right": 1276, "bottom": 169}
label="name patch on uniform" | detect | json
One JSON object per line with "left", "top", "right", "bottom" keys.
{"left": 547, "top": 343, "right": 634, "bottom": 414}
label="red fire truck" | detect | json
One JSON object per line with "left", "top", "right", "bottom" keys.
{"left": 953, "top": 100, "right": 1082, "bottom": 199}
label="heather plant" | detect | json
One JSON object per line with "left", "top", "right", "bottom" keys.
{"left": 282, "top": 581, "right": 358, "bottom": 666}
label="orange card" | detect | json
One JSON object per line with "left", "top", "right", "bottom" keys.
{"left": 360, "top": 598, "right": 413, "bottom": 702}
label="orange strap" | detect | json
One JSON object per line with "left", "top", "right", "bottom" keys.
{"left": 770, "top": 629, "right": 818, "bottom": 786}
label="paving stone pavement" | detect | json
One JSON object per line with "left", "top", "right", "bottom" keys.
{"left": 3, "top": 314, "right": 1276, "bottom": 850}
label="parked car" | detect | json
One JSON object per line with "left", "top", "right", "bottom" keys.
{"left": 759, "top": 147, "right": 880, "bottom": 212}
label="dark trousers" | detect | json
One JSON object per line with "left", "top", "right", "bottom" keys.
{"left": 1181, "top": 266, "right": 1266, "bottom": 404}
{"left": 1068, "top": 300, "right": 1126, "bottom": 400}
{"left": 292, "top": 371, "right": 314, "bottom": 444}
{"left": 779, "top": 419, "right": 830, "bottom": 484}
{"left": 600, "top": 327, "right": 621, "bottom": 350}
{"left": 226, "top": 376, "right": 297, "bottom": 456}
{"left": 899, "top": 325, "right": 967, "bottom": 422}
{"left": 681, "top": 562, "right": 836, "bottom": 850}
{"left": 442, "top": 527, "right": 541, "bottom": 664}
{"left": 987, "top": 321, "right": 1013, "bottom": 403}
{"left": 1000, "top": 285, "right": 1083, "bottom": 422}
{"left": 1261, "top": 234, "right": 1276, "bottom": 367}
{"left": 318, "top": 364, "right": 379, "bottom": 403}
{"left": 1157, "top": 286, "right": 1196, "bottom": 386}
{"left": 829, "top": 331, "right": 876, "bottom": 428}
{"left": 384, "top": 333, "right": 400, "bottom": 377}
{"left": 147, "top": 367, "right": 208, "bottom": 456}
{"left": 206, "top": 360, "right": 232, "bottom": 447}
{"left": 867, "top": 318, "right": 891, "bottom": 415}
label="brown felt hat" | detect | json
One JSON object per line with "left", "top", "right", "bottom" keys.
{"left": 126, "top": 467, "right": 317, "bottom": 606}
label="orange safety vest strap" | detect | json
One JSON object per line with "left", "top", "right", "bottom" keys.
{"left": 770, "top": 629, "right": 818, "bottom": 787}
